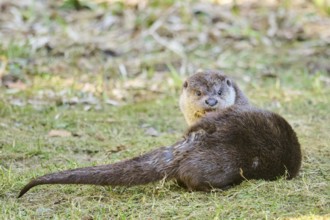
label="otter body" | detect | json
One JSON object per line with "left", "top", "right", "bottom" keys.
{"left": 18, "top": 70, "right": 301, "bottom": 197}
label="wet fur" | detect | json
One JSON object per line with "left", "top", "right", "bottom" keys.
{"left": 18, "top": 72, "right": 301, "bottom": 198}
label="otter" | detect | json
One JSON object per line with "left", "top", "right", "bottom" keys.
{"left": 18, "top": 70, "right": 301, "bottom": 198}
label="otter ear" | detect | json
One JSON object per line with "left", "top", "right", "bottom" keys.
{"left": 226, "top": 78, "right": 232, "bottom": 87}
{"left": 183, "top": 81, "right": 188, "bottom": 88}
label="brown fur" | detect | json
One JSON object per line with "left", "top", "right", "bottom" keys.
{"left": 18, "top": 71, "right": 301, "bottom": 198}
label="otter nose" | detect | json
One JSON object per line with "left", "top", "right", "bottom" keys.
{"left": 205, "top": 98, "right": 218, "bottom": 107}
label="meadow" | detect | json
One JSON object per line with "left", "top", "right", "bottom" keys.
{"left": 0, "top": 0, "right": 329, "bottom": 219}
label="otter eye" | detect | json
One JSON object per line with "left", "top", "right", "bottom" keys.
{"left": 218, "top": 90, "right": 222, "bottom": 96}
{"left": 195, "top": 91, "right": 202, "bottom": 96}
{"left": 226, "top": 79, "right": 232, "bottom": 86}
{"left": 183, "top": 81, "right": 188, "bottom": 88}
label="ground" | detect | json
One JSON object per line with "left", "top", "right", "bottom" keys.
{"left": 0, "top": 0, "right": 329, "bottom": 219}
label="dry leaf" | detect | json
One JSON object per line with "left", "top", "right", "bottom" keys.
{"left": 5, "top": 81, "right": 27, "bottom": 90}
{"left": 144, "top": 127, "right": 160, "bottom": 137}
{"left": 105, "top": 99, "right": 120, "bottom": 106}
{"left": 1, "top": 75, "right": 27, "bottom": 90}
{"left": 10, "top": 99, "right": 25, "bottom": 106}
{"left": 109, "top": 145, "right": 126, "bottom": 153}
{"left": 48, "top": 129, "right": 72, "bottom": 137}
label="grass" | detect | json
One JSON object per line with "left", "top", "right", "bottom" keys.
{"left": 1, "top": 0, "right": 330, "bottom": 219}
{"left": 1, "top": 69, "right": 329, "bottom": 219}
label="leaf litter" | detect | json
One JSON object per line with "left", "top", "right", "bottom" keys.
{"left": 0, "top": 0, "right": 329, "bottom": 109}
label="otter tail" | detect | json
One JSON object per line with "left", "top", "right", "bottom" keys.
{"left": 18, "top": 142, "right": 184, "bottom": 198}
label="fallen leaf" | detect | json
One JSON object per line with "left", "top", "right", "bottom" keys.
{"left": 105, "top": 99, "right": 120, "bottom": 106}
{"left": 108, "top": 145, "right": 126, "bottom": 153}
{"left": 10, "top": 99, "right": 26, "bottom": 106}
{"left": 5, "top": 81, "right": 27, "bottom": 90}
{"left": 144, "top": 127, "right": 160, "bottom": 137}
{"left": 48, "top": 129, "right": 72, "bottom": 137}
{"left": 1, "top": 75, "right": 27, "bottom": 90}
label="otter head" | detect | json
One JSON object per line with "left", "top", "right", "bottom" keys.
{"left": 179, "top": 70, "right": 237, "bottom": 126}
